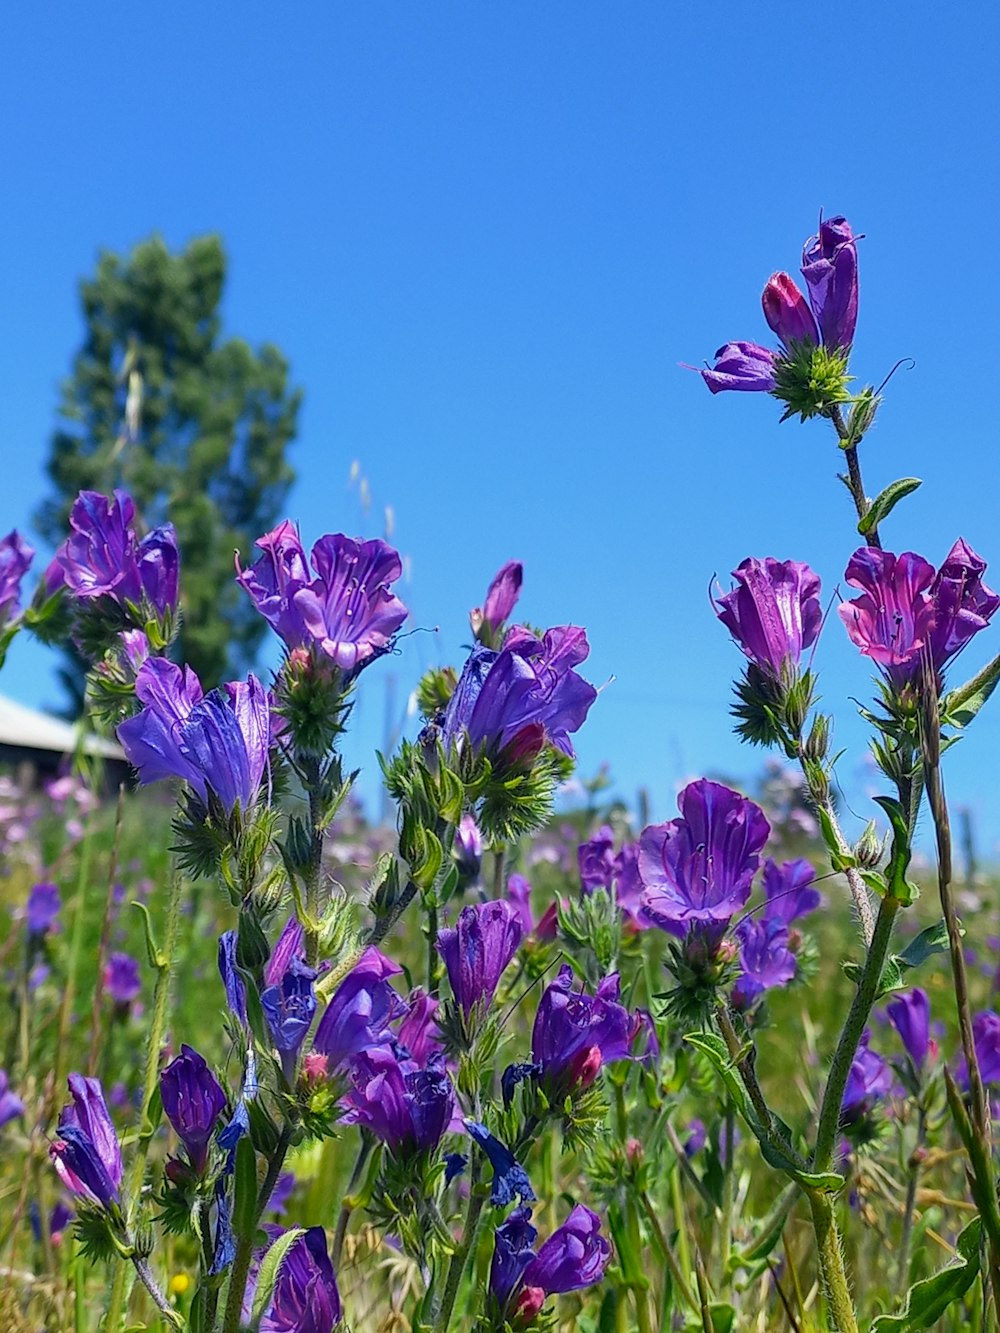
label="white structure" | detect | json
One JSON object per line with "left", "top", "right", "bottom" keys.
{"left": 0, "top": 692, "right": 124, "bottom": 771}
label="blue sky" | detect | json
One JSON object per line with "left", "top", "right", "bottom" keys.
{"left": 2, "top": 3, "right": 1000, "bottom": 852}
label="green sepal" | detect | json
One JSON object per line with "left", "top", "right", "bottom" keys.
{"left": 857, "top": 478, "right": 922, "bottom": 535}
{"left": 870, "top": 1216, "right": 981, "bottom": 1331}
{"left": 249, "top": 1227, "right": 306, "bottom": 1330}
{"left": 940, "top": 649, "right": 1000, "bottom": 729}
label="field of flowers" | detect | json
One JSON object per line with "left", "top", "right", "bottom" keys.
{"left": 3, "top": 213, "right": 1000, "bottom": 1333}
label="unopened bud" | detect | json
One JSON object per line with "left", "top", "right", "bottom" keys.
{"left": 854, "top": 820, "right": 882, "bottom": 869}
{"left": 514, "top": 1286, "right": 546, "bottom": 1323}
{"left": 302, "top": 1051, "right": 329, "bottom": 1085}
{"left": 571, "top": 1044, "right": 603, "bottom": 1090}
{"left": 625, "top": 1138, "right": 643, "bottom": 1165}
{"left": 803, "top": 713, "right": 831, "bottom": 763}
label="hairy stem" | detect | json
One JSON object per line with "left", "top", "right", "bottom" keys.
{"left": 133, "top": 1254, "right": 183, "bottom": 1328}
{"left": 638, "top": 1189, "right": 698, "bottom": 1313}
{"left": 795, "top": 743, "right": 875, "bottom": 946}
{"left": 302, "top": 755, "right": 325, "bottom": 967}
{"left": 829, "top": 404, "right": 881, "bottom": 550}
{"left": 813, "top": 894, "right": 898, "bottom": 1174}
{"left": 221, "top": 1125, "right": 294, "bottom": 1333}
{"left": 434, "top": 1164, "right": 487, "bottom": 1332}
{"left": 896, "top": 1106, "right": 926, "bottom": 1297}
{"left": 808, "top": 1192, "right": 859, "bottom": 1333}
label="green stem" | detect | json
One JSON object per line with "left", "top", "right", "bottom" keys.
{"left": 133, "top": 1254, "right": 183, "bottom": 1329}
{"left": 434, "top": 1168, "right": 487, "bottom": 1333}
{"left": 106, "top": 869, "right": 185, "bottom": 1333}
{"left": 808, "top": 1193, "right": 858, "bottom": 1333}
{"left": 302, "top": 755, "right": 324, "bottom": 967}
{"left": 829, "top": 405, "right": 881, "bottom": 550}
{"left": 669, "top": 1165, "right": 693, "bottom": 1296}
{"left": 813, "top": 893, "right": 898, "bottom": 1174}
{"left": 718, "top": 1101, "right": 735, "bottom": 1288}
{"left": 638, "top": 1189, "right": 698, "bottom": 1313}
{"left": 426, "top": 898, "right": 440, "bottom": 996}
{"left": 896, "top": 1106, "right": 926, "bottom": 1296}
{"left": 221, "top": 1125, "right": 294, "bottom": 1333}
{"left": 332, "top": 1136, "right": 373, "bottom": 1267}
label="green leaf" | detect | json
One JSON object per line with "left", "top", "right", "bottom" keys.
{"left": 898, "top": 919, "right": 952, "bottom": 971}
{"left": 249, "top": 1227, "right": 305, "bottom": 1329}
{"left": 706, "top": 1304, "right": 736, "bottom": 1333}
{"left": 870, "top": 1217, "right": 980, "bottom": 1330}
{"left": 872, "top": 795, "right": 919, "bottom": 905}
{"left": 233, "top": 1137, "right": 259, "bottom": 1240}
{"left": 941, "top": 649, "right": 1000, "bottom": 729}
{"left": 857, "top": 477, "right": 922, "bottom": 535}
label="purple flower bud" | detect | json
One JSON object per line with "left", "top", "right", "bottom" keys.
{"left": 957, "top": 1012, "right": 1000, "bottom": 1089}
{"left": 262, "top": 959, "right": 318, "bottom": 1082}
{"left": 218, "top": 931, "right": 248, "bottom": 1028}
{"left": 692, "top": 341, "right": 776, "bottom": 395}
{"left": 443, "top": 627, "right": 597, "bottom": 761}
{"left": 103, "top": 952, "right": 141, "bottom": 1006}
{"left": 472, "top": 560, "right": 523, "bottom": 643}
{"left": 454, "top": 813, "right": 483, "bottom": 880}
{"left": 761, "top": 273, "right": 819, "bottom": 350}
{"left": 521, "top": 1204, "right": 611, "bottom": 1295}
{"left": 0, "top": 530, "right": 35, "bottom": 631}
{"left": 312, "top": 947, "right": 408, "bottom": 1070}
{"left": 437, "top": 900, "right": 523, "bottom": 1020}
{"left": 342, "top": 1048, "right": 454, "bottom": 1157}
{"left": 236, "top": 523, "right": 408, "bottom": 676}
{"left": 396, "top": 988, "right": 441, "bottom": 1066}
{"left": 0, "top": 1069, "right": 24, "bottom": 1128}
{"left": 639, "top": 780, "right": 770, "bottom": 934}
{"left": 160, "top": 1045, "right": 227, "bottom": 1173}
{"left": 136, "top": 526, "right": 180, "bottom": 616}
{"left": 684, "top": 1118, "right": 707, "bottom": 1157}
{"left": 258, "top": 1226, "right": 341, "bottom": 1333}
{"left": 50, "top": 1075, "right": 123, "bottom": 1208}
{"left": 762, "top": 858, "right": 821, "bottom": 925}
{"left": 841, "top": 1031, "right": 892, "bottom": 1121}
{"left": 801, "top": 216, "right": 859, "bottom": 350}
{"left": 578, "top": 826, "right": 616, "bottom": 894}
{"left": 26, "top": 881, "right": 61, "bottom": 935}
{"left": 531, "top": 966, "right": 634, "bottom": 1092}
{"left": 264, "top": 917, "right": 306, "bottom": 988}
{"left": 118, "top": 660, "right": 271, "bottom": 814}
{"left": 506, "top": 872, "right": 535, "bottom": 935}
{"left": 886, "top": 989, "right": 931, "bottom": 1072}
{"left": 733, "top": 917, "right": 796, "bottom": 1005}
{"left": 489, "top": 1204, "right": 538, "bottom": 1307}
{"left": 54, "top": 490, "right": 179, "bottom": 616}
{"left": 464, "top": 1119, "right": 535, "bottom": 1207}
{"left": 714, "top": 557, "right": 822, "bottom": 679}
{"left": 927, "top": 540, "right": 1000, "bottom": 670}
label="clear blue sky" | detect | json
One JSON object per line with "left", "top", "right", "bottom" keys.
{"left": 2, "top": 3, "right": 999, "bottom": 854}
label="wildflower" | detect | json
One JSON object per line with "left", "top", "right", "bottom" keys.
{"left": 733, "top": 917, "right": 796, "bottom": 1005}
{"left": 342, "top": 1048, "right": 454, "bottom": 1157}
{"left": 714, "top": 558, "right": 822, "bottom": 680}
{"left": 442, "top": 626, "right": 597, "bottom": 761}
{"left": 577, "top": 826, "right": 616, "bottom": 893}
{"left": 957, "top": 1011, "right": 1000, "bottom": 1088}
{"left": 256, "top": 1226, "right": 341, "bottom": 1333}
{"left": 454, "top": 812, "right": 483, "bottom": 881}
{"left": 0, "top": 1070, "right": 24, "bottom": 1128}
{"left": 471, "top": 560, "right": 523, "bottom": 645}
{"left": 488, "top": 1204, "right": 611, "bottom": 1318}
{"left": 26, "top": 881, "right": 61, "bottom": 935}
{"left": 639, "top": 779, "right": 770, "bottom": 934}
{"left": 437, "top": 900, "right": 523, "bottom": 1020}
{"left": 886, "top": 988, "right": 931, "bottom": 1073}
{"left": 761, "top": 858, "right": 821, "bottom": 925}
{"left": 311, "top": 946, "right": 408, "bottom": 1070}
{"left": 800, "top": 216, "right": 860, "bottom": 350}
{"left": 236, "top": 522, "right": 407, "bottom": 676}
{"left": 507, "top": 873, "right": 535, "bottom": 935}
{"left": 396, "top": 988, "right": 442, "bottom": 1066}
{"left": 103, "top": 952, "right": 141, "bottom": 1007}
{"left": 0, "top": 530, "right": 34, "bottom": 631}
{"left": 465, "top": 1121, "right": 535, "bottom": 1206}
{"left": 50, "top": 1075, "right": 123, "bottom": 1208}
{"left": 160, "top": 1045, "right": 226, "bottom": 1173}
{"left": 118, "top": 659, "right": 271, "bottom": 813}
{"left": 841, "top": 1031, "right": 892, "bottom": 1124}
{"left": 530, "top": 965, "right": 634, "bottom": 1095}
{"left": 696, "top": 341, "right": 777, "bottom": 395}
{"left": 262, "top": 959, "right": 318, "bottom": 1082}
{"left": 53, "top": 490, "right": 178, "bottom": 616}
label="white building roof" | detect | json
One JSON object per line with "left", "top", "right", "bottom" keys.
{"left": 0, "top": 693, "right": 124, "bottom": 760}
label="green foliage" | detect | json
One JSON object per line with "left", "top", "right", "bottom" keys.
{"left": 870, "top": 1218, "right": 981, "bottom": 1331}
{"left": 858, "top": 477, "right": 922, "bottom": 535}
{"left": 770, "top": 341, "right": 852, "bottom": 422}
{"left": 36, "top": 233, "right": 301, "bottom": 700}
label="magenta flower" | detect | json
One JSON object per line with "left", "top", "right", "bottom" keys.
{"left": 311, "top": 946, "right": 408, "bottom": 1070}
{"left": 54, "top": 490, "right": 178, "bottom": 616}
{"left": 0, "top": 530, "right": 35, "bottom": 632}
{"left": 762, "top": 272, "right": 820, "bottom": 349}
{"left": 396, "top": 988, "right": 441, "bottom": 1066}
{"left": 801, "top": 216, "right": 860, "bottom": 350}
{"left": 118, "top": 659, "right": 271, "bottom": 813}
{"left": 530, "top": 966, "right": 634, "bottom": 1093}
{"left": 50, "top": 1075, "right": 123, "bottom": 1208}
{"left": 714, "top": 557, "right": 822, "bottom": 679}
{"left": 506, "top": 873, "right": 535, "bottom": 934}
{"left": 639, "top": 780, "right": 770, "bottom": 934}
{"left": 841, "top": 1031, "right": 892, "bottom": 1122}
{"left": 733, "top": 917, "right": 796, "bottom": 1005}
{"left": 472, "top": 559, "right": 523, "bottom": 644}
{"left": 839, "top": 542, "right": 998, "bottom": 685}
{"left": 437, "top": 900, "right": 523, "bottom": 1020}
{"left": 160, "top": 1045, "right": 226, "bottom": 1174}
{"left": 521, "top": 1204, "right": 612, "bottom": 1295}
{"left": 236, "top": 522, "right": 407, "bottom": 675}
{"left": 761, "top": 858, "right": 821, "bottom": 925}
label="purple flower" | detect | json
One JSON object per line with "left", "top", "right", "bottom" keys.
{"left": 218, "top": 931, "right": 248, "bottom": 1028}
{"left": 714, "top": 557, "right": 822, "bottom": 679}
{"left": 506, "top": 873, "right": 535, "bottom": 935}
{"left": 443, "top": 627, "right": 597, "bottom": 761}
{"left": 684, "top": 1118, "right": 707, "bottom": 1157}
{"left": 927, "top": 540, "right": 1000, "bottom": 669}
{"left": 841, "top": 1031, "right": 892, "bottom": 1121}
{"left": 50, "top": 1075, "right": 123, "bottom": 1208}
{"left": 472, "top": 560, "right": 523, "bottom": 644}
{"left": 236, "top": 523, "right": 407, "bottom": 675}
{"left": 489, "top": 1205, "right": 538, "bottom": 1307}
{"left": 396, "top": 988, "right": 441, "bottom": 1065}
{"left": 957, "top": 1012, "right": 1000, "bottom": 1089}
{"left": 454, "top": 812, "right": 483, "bottom": 880}
{"left": 54, "top": 490, "right": 179, "bottom": 615}
{"left": 733, "top": 917, "right": 796, "bottom": 1005}
{"left": 118, "top": 659, "right": 271, "bottom": 814}
{"left": 762, "top": 858, "right": 821, "bottom": 925}
{"left": 613, "top": 842, "right": 651, "bottom": 928}
{"left": 578, "top": 826, "right": 616, "bottom": 893}
{"left": 694, "top": 341, "right": 777, "bottom": 395}
{"left": 258, "top": 1226, "right": 342, "bottom": 1333}
{"left": 522, "top": 1204, "right": 611, "bottom": 1295}
{"left": 160, "top": 1045, "right": 226, "bottom": 1173}
{"left": 886, "top": 989, "right": 931, "bottom": 1073}
{"left": 0, "top": 1070, "right": 24, "bottom": 1128}
{"left": 465, "top": 1120, "right": 535, "bottom": 1206}
{"left": 262, "top": 959, "right": 318, "bottom": 1082}
{"left": 531, "top": 966, "right": 634, "bottom": 1092}
{"left": 800, "top": 216, "right": 860, "bottom": 350}
{"left": 26, "top": 881, "right": 61, "bottom": 935}
{"left": 103, "top": 952, "right": 141, "bottom": 1006}
{"left": 437, "top": 900, "right": 523, "bottom": 1020}
{"left": 762, "top": 272, "right": 820, "bottom": 350}
{"left": 264, "top": 917, "right": 306, "bottom": 989}
{"left": 639, "top": 780, "right": 770, "bottom": 934}
{"left": 342, "top": 1048, "right": 454, "bottom": 1156}
{"left": 0, "top": 530, "right": 35, "bottom": 631}
{"left": 312, "top": 946, "right": 408, "bottom": 1070}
